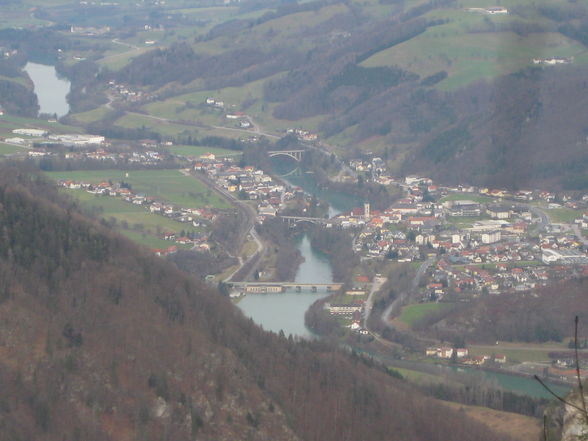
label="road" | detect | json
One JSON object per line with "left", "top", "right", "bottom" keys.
{"left": 380, "top": 256, "right": 437, "bottom": 326}
{"left": 572, "top": 224, "right": 588, "bottom": 247}
{"left": 123, "top": 111, "right": 277, "bottom": 140}
{"left": 111, "top": 38, "right": 140, "bottom": 51}
{"left": 211, "top": 123, "right": 279, "bottom": 139}
{"left": 362, "top": 276, "right": 387, "bottom": 329}
{"left": 179, "top": 169, "right": 264, "bottom": 282}
{"left": 527, "top": 205, "right": 549, "bottom": 231}
{"left": 99, "top": 39, "right": 145, "bottom": 64}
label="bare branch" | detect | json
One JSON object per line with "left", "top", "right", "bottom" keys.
{"left": 575, "top": 315, "right": 588, "bottom": 425}
{"left": 534, "top": 375, "right": 587, "bottom": 413}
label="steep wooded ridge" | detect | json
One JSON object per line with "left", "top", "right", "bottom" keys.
{"left": 420, "top": 277, "right": 588, "bottom": 344}
{"left": 407, "top": 66, "right": 588, "bottom": 190}
{"left": 0, "top": 165, "right": 511, "bottom": 440}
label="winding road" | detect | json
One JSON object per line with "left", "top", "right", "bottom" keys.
{"left": 180, "top": 169, "right": 264, "bottom": 283}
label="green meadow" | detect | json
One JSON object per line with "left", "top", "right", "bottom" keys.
{"left": 46, "top": 169, "right": 230, "bottom": 210}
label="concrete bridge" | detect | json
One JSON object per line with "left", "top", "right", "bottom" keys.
{"left": 267, "top": 149, "right": 305, "bottom": 162}
{"left": 279, "top": 215, "right": 330, "bottom": 225}
{"left": 229, "top": 281, "right": 343, "bottom": 293}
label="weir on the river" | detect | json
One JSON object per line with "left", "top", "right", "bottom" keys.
{"left": 230, "top": 281, "right": 343, "bottom": 293}
{"left": 237, "top": 235, "right": 334, "bottom": 338}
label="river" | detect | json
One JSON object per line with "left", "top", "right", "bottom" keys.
{"left": 236, "top": 157, "right": 353, "bottom": 337}
{"left": 242, "top": 145, "right": 569, "bottom": 399}
{"left": 237, "top": 235, "right": 333, "bottom": 338}
{"left": 270, "top": 157, "right": 360, "bottom": 217}
{"left": 24, "top": 62, "right": 71, "bottom": 118}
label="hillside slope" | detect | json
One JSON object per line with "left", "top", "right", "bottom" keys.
{"left": 106, "top": 0, "right": 588, "bottom": 190}
{"left": 0, "top": 165, "right": 516, "bottom": 440}
{"left": 420, "top": 276, "right": 588, "bottom": 344}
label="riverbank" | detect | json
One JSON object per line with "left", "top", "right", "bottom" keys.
{"left": 237, "top": 234, "right": 334, "bottom": 338}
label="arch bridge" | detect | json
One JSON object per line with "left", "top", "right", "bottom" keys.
{"left": 267, "top": 149, "right": 305, "bottom": 162}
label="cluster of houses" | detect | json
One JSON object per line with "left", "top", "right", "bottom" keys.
{"left": 285, "top": 128, "right": 318, "bottom": 142}
{"left": 425, "top": 346, "right": 507, "bottom": 365}
{"left": 26, "top": 146, "right": 169, "bottom": 166}
{"left": 340, "top": 155, "right": 588, "bottom": 298}
{"left": 205, "top": 98, "right": 253, "bottom": 129}
{"left": 57, "top": 178, "right": 214, "bottom": 251}
{"left": 428, "top": 258, "right": 588, "bottom": 301}
{"left": 347, "top": 156, "right": 395, "bottom": 185}
{"left": 63, "top": 148, "right": 166, "bottom": 164}
{"left": 324, "top": 276, "right": 370, "bottom": 332}
{"left": 4, "top": 130, "right": 175, "bottom": 167}
{"left": 194, "top": 152, "right": 309, "bottom": 220}
{"left": 107, "top": 80, "right": 156, "bottom": 104}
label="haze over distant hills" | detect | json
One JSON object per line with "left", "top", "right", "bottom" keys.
{"left": 0, "top": 0, "right": 587, "bottom": 189}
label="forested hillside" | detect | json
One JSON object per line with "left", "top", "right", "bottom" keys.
{"left": 419, "top": 276, "right": 588, "bottom": 344}
{"left": 407, "top": 65, "right": 588, "bottom": 190}
{"left": 0, "top": 164, "right": 513, "bottom": 440}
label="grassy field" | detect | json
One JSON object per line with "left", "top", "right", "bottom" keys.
{"left": 98, "top": 46, "right": 153, "bottom": 71}
{"left": 0, "top": 114, "right": 82, "bottom": 134}
{"left": 0, "top": 142, "right": 27, "bottom": 155}
{"left": 361, "top": 3, "right": 586, "bottom": 90}
{"left": 546, "top": 208, "right": 582, "bottom": 223}
{"left": 439, "top": 193, "right": 496, "bottom": 203}
{"left": 398, "top": 302, "right": 454, "bottom": 327}
{"left": 445, "top": 215, "right": 491, "bottom": 228}
{"left": 114, "top": 113, "right": 200, "bottom": 138}
{"left": 0, "top": 74, "right": 30, "bottom": 88}
{"left": 70, "top": 107, "right": 111, "bottom": 124}
{"left": 469, "top": 346, "right": 553, "bottom": 363}
{"left": 142, "top": 75, "right": 273, "bottom": 121}
{"left": 168, "top": 145, "right": 242, "bottom": 158}
{"left": 469, "top": 342, "right": 567, "bottom": 363}
{"left": 143, "top": 101, "right": 225, "bottom": 126}
{"left": 139, "top": 72, "right": 324, "bottom": 137}
{"left": 46, "top": 169, "right": 230, "bottom": 209}
{"left": 60, "top": 189, "right": 200, "bottom": 249}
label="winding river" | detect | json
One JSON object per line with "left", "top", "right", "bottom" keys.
{"left": 270, "top": 156, "right": 361, "bottom": 217}
{"left": 237, "top": 156, "right": 357, "bottom": 338}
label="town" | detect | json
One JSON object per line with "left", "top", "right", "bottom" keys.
{"left": 8, "top": 122, "right": 588, "bottom": 382}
